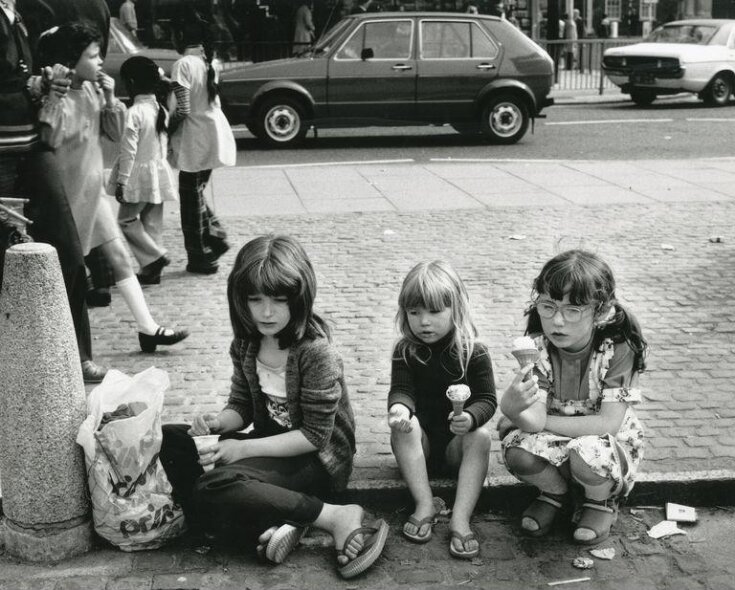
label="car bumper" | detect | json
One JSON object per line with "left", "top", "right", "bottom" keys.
{"left": 604, "top": 64, "right": 716, "bottom": 94}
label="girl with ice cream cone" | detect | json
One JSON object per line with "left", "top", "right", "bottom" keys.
{"left": 387, "top": 260, "right": 496, "bottom": 559}
{"left": 499, "top": 250, "right": 647, "bottom": 546}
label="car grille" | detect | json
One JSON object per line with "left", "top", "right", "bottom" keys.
{"left": 602, "top": 55, "right": 682, "bottom": 78}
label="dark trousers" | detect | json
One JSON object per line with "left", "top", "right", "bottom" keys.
{"left": 0, "top": 150, "right": 92, "bottom": 362}
{"left": 160, "top": 424, "right": 328, "bottom": 541}
{"left": 178, "top": 170, "right": 229, "bottom": 269}
{"left": 85, "top": 245, "right": 115, "bottom": 289}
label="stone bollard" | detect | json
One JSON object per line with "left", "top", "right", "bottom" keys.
{"left": 0, "top": 242, "right": 93, "bottom": 561}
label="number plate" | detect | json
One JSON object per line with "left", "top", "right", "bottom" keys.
{"left": 630, "top": 72, "right": 655, "bottom": 84}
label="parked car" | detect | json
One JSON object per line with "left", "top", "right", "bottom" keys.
{"left": 602, "top": 19, "right": 735, "bottom": 106}
{"left": 104, "top": 17, "right": 180, "bottom": 99}
{"left": 219, "top": 12, "right": 554, "bottom": 147}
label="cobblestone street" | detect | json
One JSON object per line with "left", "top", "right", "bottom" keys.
{"left": 2, "top": 158, "right": 735, "bottom": 589}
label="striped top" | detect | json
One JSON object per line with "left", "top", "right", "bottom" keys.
{"left": 0, "top": 5, "right": 39, "bottom": 154}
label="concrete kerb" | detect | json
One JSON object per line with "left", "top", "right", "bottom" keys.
{"left": 339, "top": 470, "right": 735, "bottom": 513}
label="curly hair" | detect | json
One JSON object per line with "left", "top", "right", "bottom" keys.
{"left": 37, "top": 21, "right": 102, "bottom": 69}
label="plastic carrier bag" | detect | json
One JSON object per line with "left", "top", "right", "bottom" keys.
{"left": 76, "top": 367, "right": 186, "bottom": 551}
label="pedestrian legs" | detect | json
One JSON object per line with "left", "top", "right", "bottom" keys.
{"left": 118, "top": 201, "right": 166, "bottom": 268}
{"left": 17, "top": 150, "right": 93, "bottom": 363}
{"left": 179, "top": 170, "right": 229, "bottom": 274}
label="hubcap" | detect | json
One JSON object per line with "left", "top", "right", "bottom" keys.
{"left": 490, "top": 103, "right": 522, "bottom": 138}
{"left": 713, "top": 79, "right": 729, "bottom": 101}
{"left": 264, "top": 105, "right": 300, "bottom": 142}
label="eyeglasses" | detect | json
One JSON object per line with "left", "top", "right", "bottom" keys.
{"left": 535, "top": 301, "right": 593, "bottom": 323}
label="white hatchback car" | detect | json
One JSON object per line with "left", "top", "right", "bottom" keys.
{"left": 602, "top": 19, "right": 735, "bottom": 106}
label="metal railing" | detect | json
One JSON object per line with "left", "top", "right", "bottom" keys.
{"left": 213, "top": 37, "right": 642, "bottom": 95}
{"left": 539, "top": 38, "right": 641, "bottom": 94}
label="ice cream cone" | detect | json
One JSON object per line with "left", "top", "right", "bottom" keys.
{"left": 451, "top": 400, "right": 465, "bottom": 417}
{"left": 446, "top": 384, "right": 471, "bottom": 416}
{"left": 511, "top": 348, "right": 539, "bottom": 368}
{"left": 511, "top": 336, "right": 539, "bottom": 382}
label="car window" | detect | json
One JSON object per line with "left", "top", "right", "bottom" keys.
{"left": 336, "top": 20, "right": 413, "bottom": 60}
{"left": 647, "top": 24, "right": 717, "bottom": 44}
{"left": 108, "top": 35, "right": 122, "bottom": 54}
{"left": 420, "top": 21, "right": 498, "bottom": 59}
{"left": 471, "top": 23, "right": 498, "bottom": 58}
{"left": 314, "top": 18, "right": 353, "bottom": 55}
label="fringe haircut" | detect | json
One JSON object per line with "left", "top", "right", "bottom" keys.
{"left": 395, "top": 260, "right": 477, "bottom": 378}
{"left": 525, "top": 249, "right": 648, "bottom": 371}
{"left": 227, "top": 234, "right": 330, "bottom": 348}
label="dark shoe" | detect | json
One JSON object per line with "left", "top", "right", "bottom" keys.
{"left": 209, "top": 239, "right": 230, "bottom": 259}
{"left": 521, "top": 492, "right": 567, "bottom": 537}
{"left": 137, "top": 255, "right": 171, "bottom": 285}
{"left": 137, "top": 272, "right": 161, "bottom": 285}
{"left": 86, "top": 287, "right": 111, "bottom": 307}
{"left": 139, "top": 326, "right": 190, "bottom": 353}
{"left": 81, "top": 360, "right": 108, "bottom": 383}
{"left": 186, "top": 262, "right": 218, "bottom": 275}
{"left": 573, "top": 498, "right": 618, "bottom": 545}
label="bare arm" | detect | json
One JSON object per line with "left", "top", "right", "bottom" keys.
{"left": 544, "top": 401, "right": 627, "bottom": 438}
{"left": 499, "top": 364, "right": 547, "bottom": 432}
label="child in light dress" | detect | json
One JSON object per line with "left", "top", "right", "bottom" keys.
{"left": 499, "top": 249, "right": 647, "bottom": 545}
{"left": 110, "top": 56, "right": 177, "bottom": 285}
{"left": 38, "top": 22, "right": 188, "bottom": 353}
{"left": 388, "top": 260, "right": 496, "bottom": 559}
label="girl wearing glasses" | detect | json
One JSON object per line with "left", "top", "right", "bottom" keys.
{"left": 498, "top": 250, "right": 647, "bottom": 545}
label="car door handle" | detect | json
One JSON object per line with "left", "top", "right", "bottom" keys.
{"left": 476, "top": 63, "right": 496, "bottom": 70}
{"left": 392, "top": 64, "right": 413, "bottom": 71}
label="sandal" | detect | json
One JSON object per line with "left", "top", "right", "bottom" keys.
{"left": 265, "top": 523, "right": 308, "bottom": 564}
{"left": 402, "top": 514, "right": 436, "bottom": 543}
{"left": 336, "top": 519, "right": 389, "bottom": 579}
{"left": 573, "top": 499, "right": 618, "bottom": 545}
{"left": 521, "top": 492, "right": 566, "bottom": 537}
{"left": 448, "top": 529, "right": 479, "bottom": 560}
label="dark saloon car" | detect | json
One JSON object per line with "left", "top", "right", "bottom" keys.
{"left": 219, "top": 12, "right": 554, "bottom": 147}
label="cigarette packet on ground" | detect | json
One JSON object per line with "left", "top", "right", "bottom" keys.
{"left": 666, "top": 502, "right": 697, "bottom": 523}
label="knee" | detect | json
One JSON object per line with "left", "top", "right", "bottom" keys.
{"left": 390, "top": 422, "right": 419, "bottom": 450}
{"left": 464, "top": 426, "right": 493, "bottom": 453}
{"left": 106, "top": 242, "right": 132, "bottom": 275}
{"left": 504, "top": 447, "right": 548, "bottom": 476}
{"left": 568, "top": 448, "right": 608, "bottom": 485}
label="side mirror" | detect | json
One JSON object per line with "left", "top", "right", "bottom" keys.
{"left": 361, "top": 47, "right": 374, "bottom": 60}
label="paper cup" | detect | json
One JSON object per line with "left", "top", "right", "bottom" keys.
{"left": 193, "top": 434, "right": 220, "bottom": 472}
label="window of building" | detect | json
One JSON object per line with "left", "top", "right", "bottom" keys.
{"left": 605, "top": 0, "right": 622, "bottom": 20}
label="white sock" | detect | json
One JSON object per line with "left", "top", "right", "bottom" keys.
{"left": 116, "top": 276, "right": 158, "bottom": 335}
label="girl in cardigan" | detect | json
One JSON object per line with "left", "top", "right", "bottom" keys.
{"left": 499, "top": 250, "right": 647, "bottom": 545}
{"left": 161, "top": 234, "right": 388, "bottom": 579}
{"left": 388, "top": 261, "right": 496, "bottom": 559}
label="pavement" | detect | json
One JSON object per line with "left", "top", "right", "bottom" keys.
{"left": 2, "top": 100, "right": 735, "bottom": 587}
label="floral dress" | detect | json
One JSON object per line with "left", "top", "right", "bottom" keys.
{"left": 502, "top": 335, "right": 644, "bottom": 496}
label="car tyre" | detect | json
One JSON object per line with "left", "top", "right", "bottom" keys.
{"left": 629, "top": 89, "right": 656, "bottom": 106}
{"left": 480, "top": 95, "right": 529, "bottom": 145}
{"left": 702, "top": 73, "right": 732, "bottom": 107}
{"left": 254, "top": 96, "right": 308, "bottom": 148}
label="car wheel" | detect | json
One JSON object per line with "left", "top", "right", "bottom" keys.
{"left": 629, "top": 89, "right": 656, "bottom": 106}
{"left": 254, "top": 96, "right": 308, "bottom": 147}
{"left": 703, "top": 73, "right": 732, "bottom": 107}
{"left": 480, "top": 95, "right": 529, "bottom": 145}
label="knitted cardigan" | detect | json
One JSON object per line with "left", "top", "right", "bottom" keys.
{"left": 224, "top": 335, "right": 356, "bottom": 491}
